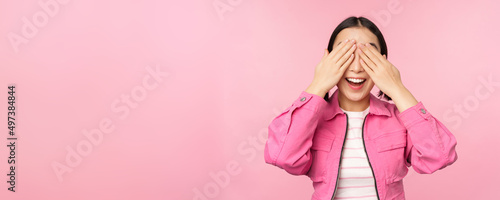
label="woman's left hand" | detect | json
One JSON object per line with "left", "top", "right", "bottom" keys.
{"left": 357, "top": 42, "right": 418, "bottom": 112}
{"left": 357, "top": 43, "right": 404, "bottom": 98}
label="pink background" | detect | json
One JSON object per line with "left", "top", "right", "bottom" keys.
{"left": 1, "top": 0, "right": 499, "bottom": 199}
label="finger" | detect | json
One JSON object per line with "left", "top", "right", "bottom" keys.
{"left": 339, "top": 53, "right": 354, "bottom": 73}
{"left": 361, "top": 43, "right": 385, "bottom": 66}
{"left": 366, "top": 43, "right": 386, "bottom": 62}
{"left": 335, "top": 42, "right": 357, "bottom": 65}
{"left": 357, "top": 48, "right": 377, "bottom": 70}
{"left": 321, "top": 49, "right": 329, "bottom": 61}
{"left": 360, "top": 57, "right": 376, "bottom": 83}
{"left": 326, "top": 39, "right": 348, "bottom": 60}
{"left": 359, "top": 55, "right": 374, "bottom": 75}
{"left": 331, "top": 39, "right": 356, "bottom": 62}
{"left": 359, "top": 44, "right": 382, "bottom": 67}
{"left": 329, "top": 39, "right": 354, "bottom": 61}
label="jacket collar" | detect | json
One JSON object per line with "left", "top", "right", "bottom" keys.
{"left": 324, "top": 89, "right": 391, "bottom": 120}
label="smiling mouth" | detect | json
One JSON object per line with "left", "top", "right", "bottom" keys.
{"left": 346, "top": 78, "right": 366, "bottom": 86}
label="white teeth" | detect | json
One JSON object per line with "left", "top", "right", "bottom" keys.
{"left": 346, "top": 78, "right": 366, "bottom": 83}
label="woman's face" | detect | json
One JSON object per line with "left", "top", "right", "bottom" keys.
{"left": 333, "top": 27, "right": 381, "bottom": 103}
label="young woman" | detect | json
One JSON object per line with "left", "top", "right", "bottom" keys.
{"left": 264, "top": 16, "right": 458, "bottom": 200}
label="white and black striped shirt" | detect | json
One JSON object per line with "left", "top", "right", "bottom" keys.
{"left": 334, "top": 106, "right": 377, "bottom": 200}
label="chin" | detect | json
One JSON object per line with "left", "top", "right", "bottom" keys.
{"left": 344, "top": 92, "right": 368, "bottom": 101}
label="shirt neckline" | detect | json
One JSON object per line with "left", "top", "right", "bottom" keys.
{"left": 340, "top": 106, "right": 370, "bottom": 116}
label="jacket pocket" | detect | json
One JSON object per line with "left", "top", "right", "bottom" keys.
{"left": 385, "top": 176, "right": 406, "bottom": 200}
{"left": 308, "top": 133, "right": 335, "bottom": 182}
{"left": 311, "top": 133, "right": 334, "bottom": 151}
{"left": 374, "top": 130, "right": 407, "bottom": 153}
{"left": 374, "top": 130, "right": 409, "bottom": 191}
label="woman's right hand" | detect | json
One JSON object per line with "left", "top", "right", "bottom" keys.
{"left": 305, "top": 39, "right": 357, "bottom": 97}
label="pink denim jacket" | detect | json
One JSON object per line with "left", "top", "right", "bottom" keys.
{"left": 264, "top": 89, "right": 458, "bottom": 200}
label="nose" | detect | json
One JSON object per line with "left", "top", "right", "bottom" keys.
{"left": 348, "top": 49, "right": 364, "bottom": 73}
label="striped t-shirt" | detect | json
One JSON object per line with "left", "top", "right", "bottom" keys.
{"left": 333, "top": 106, "right": 377, "bottom": 200}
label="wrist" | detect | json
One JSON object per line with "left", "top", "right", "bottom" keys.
{"left": 387, "top": 83, "right": 407, "bottom": 100}
{"left": 305, "top": 83, "right": 327, "bottom": 98}
{"left": 391, "top": 85, "right": 418, "bottom": 113}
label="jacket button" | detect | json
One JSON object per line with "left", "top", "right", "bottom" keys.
{"left": 300, "top": 97, "right": 306, "bottom": 102}
{"left": 420, "top": 108, "right": 426, "bottom": 114}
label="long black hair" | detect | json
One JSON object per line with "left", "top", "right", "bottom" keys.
{"left": 324, "top": 16, "right": 392, "bottom": 101}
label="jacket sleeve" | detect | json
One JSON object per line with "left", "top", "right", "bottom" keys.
{"left": 397, "top": 101, "right": 458, "bottom": 174}
{"left": 264, "top": 91, "right": 327, "bottom": 175}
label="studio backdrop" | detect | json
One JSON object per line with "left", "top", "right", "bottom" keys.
{"left": 0, "top": 0, "right": 498, "bottom": 199}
